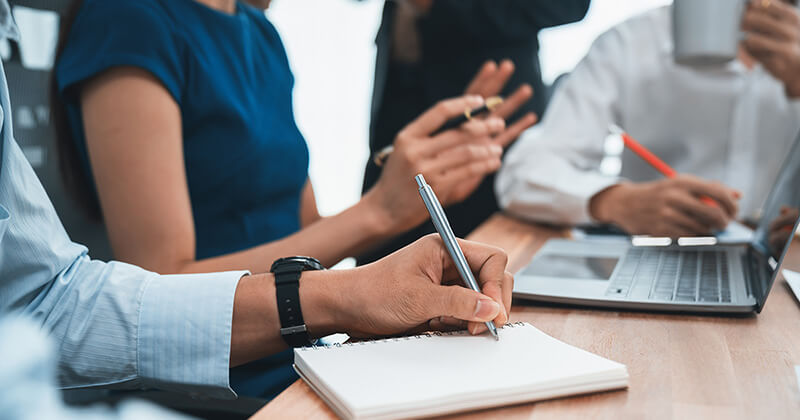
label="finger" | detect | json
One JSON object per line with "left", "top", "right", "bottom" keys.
{"left": 667, "top": 190, "right": 731, "bottom": 231}
{"left": 464, "top": 60, "right": 498, "bottom": 95}
{"left": 650, "top": 223, "right": 697, "bottom": 239}
{"left": 742, "top": 9, "right": 796, "bottom": 40}
{"left": 477, "top": 59, "right": 515, "bottom": 98}
{"left": 501, "top": 271, "right": 513, "bottom": 322}
{"left": 426, "top": 285, "right": 501, "bottom": 323}
{"left": 491, "top": 84, "right": 533, "bottom": 120}
{"left": 751, "top": 0, "right": 800, "bottom": 24}
{"left": 492, "top": 112, "right": 537, "bottom": 148}
{"left": 455, "top": 239, "right": 511, "bottom": 318}
{"left": 419, "top": 117, "right": 505, "bottom": 156}
{"left": 437, "top": 156, "right": 502, "bottom": 190}
{"left": 662, "top": 206, "right": 714, "bottom": 235}
{"left": 422, "top": 143, "right": 503, "bottom": 174}
{"left": 401, "top": 95, "right": 485, "bottom": 137}
{"left": 428, "top": 317, "right": 468, "bottom": 332}
{"left": 743, "top": 31, "right": 788, "bottom": 55}
{"left": 675, "top": 177, "right": 739, "bottom": 217}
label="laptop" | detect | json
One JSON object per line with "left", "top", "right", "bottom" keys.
{"left": 514, "top": 137, "right": 800, "bottom": 314}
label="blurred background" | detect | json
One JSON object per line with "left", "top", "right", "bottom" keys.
{"left": 266, "top": 0, "right": 671, "bottom": 216}
{"left": 6, "top": 0, "right": 669, "bottom": 221}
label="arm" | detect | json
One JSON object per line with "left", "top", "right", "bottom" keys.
{"left": 495, "top": 27, "right": 628, "bottom": 226}
{"left": 299, "top": 180, "right": 322, "bottom": 228}
{"left": 81, "top": 68, "right": 504, "bottom": 272}
{"left": 497, "top": 21, "right": 739, "bottom": 235}
{"left": 420, "top": 0, "right": 591, "bottom": 47}
{"left": 2, "top": 118, "right": 512, "bottom": 398}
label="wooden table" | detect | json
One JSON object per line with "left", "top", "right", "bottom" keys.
{"left": 253, "top": 214, "right": 800, "bottom": 420}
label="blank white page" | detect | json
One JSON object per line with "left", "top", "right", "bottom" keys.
{"left": 295, "top": 322, "right": 628, "bottom": 419}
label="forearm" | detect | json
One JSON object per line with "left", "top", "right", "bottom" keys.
{"left": 230, "top": 270, "right": 347, "bottom": 367}
{"left": 177, "top": 197, "right": 390, "bottom": 273}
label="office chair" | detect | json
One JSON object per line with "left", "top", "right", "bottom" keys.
{"left": 6, "top": 0, "right": 112, "bottom": 261}
{"left": 5, "top": 1, "right": 267, "bottom": 417}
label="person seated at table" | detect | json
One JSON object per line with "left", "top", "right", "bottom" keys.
{"left": 496, "top": 0, "right": 800, "bottom": 238}
{"left": 3, "top": 32, "right": 512, "bottom": 408}
{"left": 51, "top": 0, "right": 528, "bottom": 398}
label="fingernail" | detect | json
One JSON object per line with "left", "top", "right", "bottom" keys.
{"left": 474, "top": 298, "right": 500, "bottom": 320}
{"left": 490, "top": 144, "right": 503, "bottom": 155}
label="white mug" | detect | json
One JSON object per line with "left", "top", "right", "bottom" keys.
{"left": 672, "top": 0, "right": 748, "bottom": 65}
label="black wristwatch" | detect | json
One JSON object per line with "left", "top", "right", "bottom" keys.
{"left": 270, "top": 256, "right": 325, "bottom": 347}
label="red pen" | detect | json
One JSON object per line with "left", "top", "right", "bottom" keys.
{"left": 608, "top": 124, "right": 720, "bottom": 207}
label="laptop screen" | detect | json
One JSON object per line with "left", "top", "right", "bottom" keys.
{"left": 751, "top": 135, "right": 800, "bottom": 309}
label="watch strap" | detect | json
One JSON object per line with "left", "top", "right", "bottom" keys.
{"left": 274, "top": 270, "right": 311, "bottom": 347}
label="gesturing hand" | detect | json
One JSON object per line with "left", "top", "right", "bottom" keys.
{"left": 423, "top": 60, "right": 537, "bottom": 205}
{"left": 742, "top": 0, "right": 800, "bottom": 97}
{"left": 365, "top": 96, "right": 506, "bottom": 235}
{"left": 338, "top": 234, "right": 513, "bottom": 338}
{"left": 590, "top": 175, "right": 740, "bottom": 237}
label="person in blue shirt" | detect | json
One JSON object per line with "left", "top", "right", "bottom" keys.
{"left": 0, "top": 1, "right": 513, "bottom": 409}
{"left": 51, "top": 0, "right": 526, "bottom": 398}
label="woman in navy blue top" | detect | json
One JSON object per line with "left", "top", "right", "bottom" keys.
{"left": 53, "top": 0, "right": 528, "bottom": 399}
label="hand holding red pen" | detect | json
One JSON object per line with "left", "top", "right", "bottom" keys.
{"left": 589, "top": 126, "right": 740, "bottom": 237}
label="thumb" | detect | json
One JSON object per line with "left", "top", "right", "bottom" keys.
{"left": 431, "top": 286, "right": 501, "bottom": 322}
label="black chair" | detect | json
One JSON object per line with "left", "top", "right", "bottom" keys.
{"left": 6, "top": 0, "right": 112, "bottom": 261}
{"left": 5, "top": 1, "right": 267, "bottom": 417}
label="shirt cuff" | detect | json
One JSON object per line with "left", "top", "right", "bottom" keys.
{"left": 137, "top": 270, "right": 248, "bottom": 400}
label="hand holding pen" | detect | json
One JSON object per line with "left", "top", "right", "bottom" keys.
{"left": 362, "top": 96, "right": 507, "bottom": 235}
{"left": 416, "top": 174, "right": 507, "bottom": 339}
{"left": 373, "top": 59, "right": 537, "bottom": 168}
{"left": 589, "top": 125, "right": 740, "bottom": 238}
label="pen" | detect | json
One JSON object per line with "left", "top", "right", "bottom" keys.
{"left": 415, "top": 174, "right": 500, "bottom": 341}
{"left": 373, "top": 97, "right": 504, "bottom": 167}
{"left": 608, "top": 124, "right": 719, "bottom": 208}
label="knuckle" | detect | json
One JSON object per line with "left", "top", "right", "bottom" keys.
{"left": 437, "top": 100, "right": 458, "bottom": 116}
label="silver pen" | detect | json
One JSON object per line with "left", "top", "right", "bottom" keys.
{"left": 415, "top": 174, "right": 500, "bottom": 341}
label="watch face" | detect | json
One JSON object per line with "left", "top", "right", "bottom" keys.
{"left": 271, "top": 256, "right": 325, "bottom": 272}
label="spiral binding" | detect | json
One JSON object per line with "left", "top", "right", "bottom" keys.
{"left": 298, "top": 322, "right": 528, "bottom": 351}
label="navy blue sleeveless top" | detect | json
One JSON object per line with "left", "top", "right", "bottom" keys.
{"left": 56, "top": 0, "right": 309, "bottom": 260}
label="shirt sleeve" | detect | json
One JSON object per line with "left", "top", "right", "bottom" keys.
{"left": 55, "top": 0, "right": 184, "bottom": 105}
{"left": 495, "top": 25, "right": 630, "bottom": 226}
{"left": 0, "top": 122, "right": 244, "bottom": 399}
{"left": 420, "top": 0, "right": 591, "bottom": 47}
{"left": 0, "top": 316, "right": 195, "bottom": 420}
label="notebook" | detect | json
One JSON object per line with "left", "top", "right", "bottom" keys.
{"left": 293, "top": 322, "right": 629, "bottom": 420}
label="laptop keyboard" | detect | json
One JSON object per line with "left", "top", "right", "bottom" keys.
{"left": 605, "top": 248, "right": 732, "bottom": 303}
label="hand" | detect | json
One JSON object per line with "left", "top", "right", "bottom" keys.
{"left": 767, "top": 205, "right": 799, "bottom": 253}
{"left": 448, "top": 59, "right": 538, "bottom": 202}
{"left": 364, "top": 96, "right": 506, "bottom": 235}
{"left": 741, "top": 0, "right": 800, "bottom": 97}
{"left": 332, "top": 234, "right": 513, "bottom": 338}
{"left": 589, "top": 175, "right": 740, "bottom": 237}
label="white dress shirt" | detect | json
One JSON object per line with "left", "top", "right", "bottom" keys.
{"left": 496, "top": 6, "right": 800, "bottom": 226}
{"left": 0, "top": 5, "right": 247, "bottom": 399}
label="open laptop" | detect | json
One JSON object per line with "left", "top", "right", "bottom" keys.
{"left": 514, "top": 137, "right": 800, "bottom": 314}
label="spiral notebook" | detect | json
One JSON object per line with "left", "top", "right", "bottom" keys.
{"left": 293, "top": 322, "right": 628, "bottom": 420}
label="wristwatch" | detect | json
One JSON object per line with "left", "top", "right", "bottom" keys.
{"left": 270, "top": 256, "right": 325, "bottom": 347}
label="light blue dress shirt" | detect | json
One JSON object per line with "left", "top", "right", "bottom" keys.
{"left": 0, "top": 1, "right": 247, "bottom": 400}
{"left": 0, "top": 316, "right": 192, "bottom": 420}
